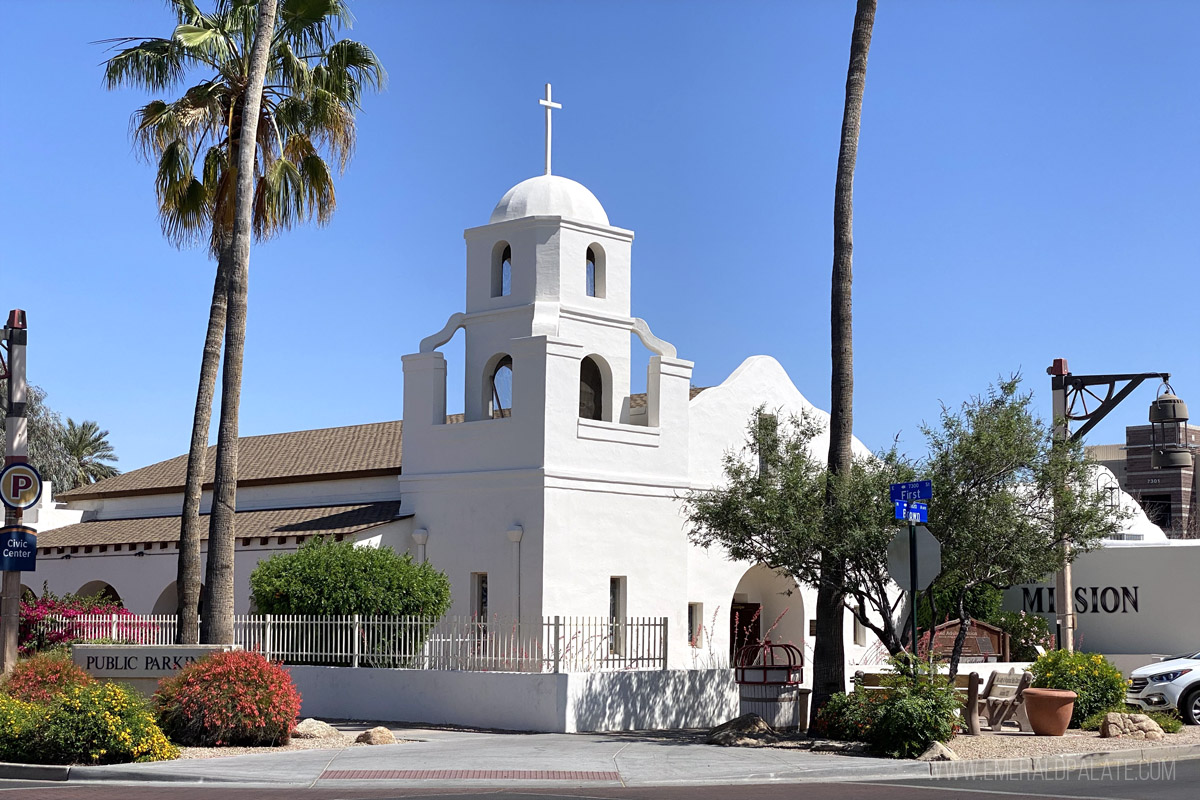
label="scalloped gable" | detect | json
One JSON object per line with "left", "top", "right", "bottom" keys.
{"left": 688, "top": 355, "right": 872, "bottom": 488}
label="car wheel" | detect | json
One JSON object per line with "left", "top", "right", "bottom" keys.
{"left": 1182, "top": 688, "right": 1200, "bottom": 726}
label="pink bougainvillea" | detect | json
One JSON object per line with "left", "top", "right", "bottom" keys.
{"left": 19, "top": 590, "right": 139, "bottom": 655}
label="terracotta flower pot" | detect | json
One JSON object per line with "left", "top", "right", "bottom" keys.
{"left": 1023, "top": 688, "right": 1077, "bottom": 736}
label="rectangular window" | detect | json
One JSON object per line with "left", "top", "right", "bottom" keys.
{"left": 688, "top": 602, "right": 704, "bottom": 647}
{"left": 609, "top": 576, "right": 627, "bottom": 655}
{"left": 809, "top": 618, "right": 818, "bottom": 638}
{"left": 471, "top": 572, "right": 489, "bottom": 620}
{"left": 853, "top": 602, "right": 867, "bottom": 646}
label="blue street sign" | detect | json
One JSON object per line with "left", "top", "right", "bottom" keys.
{"left": 893, "top": 501, "right": 928, "bottom": 523}
{"left": 890, "top": 480, "right": 932, "bottom": 503}
{"left": 0, "top": 526, "right": 37, "bottom": 572}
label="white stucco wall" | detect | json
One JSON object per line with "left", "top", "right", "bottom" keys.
{"left": 288, "top": 666, "right": 738, "bottom": 733}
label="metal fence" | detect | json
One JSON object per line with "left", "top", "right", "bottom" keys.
{"left": 33, "top": 613, "right": 668, "bottom": 673}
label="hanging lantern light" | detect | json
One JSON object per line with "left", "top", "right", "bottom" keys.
{"left": 1149, "top": 383, "right": 1191, "bottom": 469}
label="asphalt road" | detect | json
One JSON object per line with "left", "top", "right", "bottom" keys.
{"left": 0, "top": 759, "right": 1196, "bottom": 800}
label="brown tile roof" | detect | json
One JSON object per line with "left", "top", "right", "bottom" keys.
{"left": 628, "top": 387, "right": 707, "bottom": 410}
{"left": 37, "top": 502, "right": 403, "bottom": 548}
{"left": 60, "top": 389, "right": 709, "bottom": 501}
{"left": 60, "top": 421, "right": 404, "bottom": 500}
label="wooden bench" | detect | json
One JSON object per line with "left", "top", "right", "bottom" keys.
{"left": 963, "top": 669, "right": 1032, "bottom": 735}
{"left": 852, "top": 670, "right": 975, "bottom": 695}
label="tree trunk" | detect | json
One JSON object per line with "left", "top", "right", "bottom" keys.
{"left": 812, "top": 0, "right": 876, "bottom": 718}
{"left": 201, "top": 0, "right": 278, "bottom": 645}
{"left": 948, "top": 589, "right": 971, "bottom": 680}
{"left": 175, "top": 241, "right": 230, "bottom": 644}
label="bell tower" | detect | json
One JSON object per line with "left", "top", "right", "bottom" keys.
{"left": 401, "top": 85, "right": 692, "bottom": 479}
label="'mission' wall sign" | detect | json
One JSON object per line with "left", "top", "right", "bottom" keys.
{"left": 1021, "top": 585, "right": 1139, "bottom": 615}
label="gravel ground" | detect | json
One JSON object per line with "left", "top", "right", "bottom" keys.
{"left": 946, "top": 724, "right": 1200, "bottom": 760}
{"left": 178, "top": 730, "right": 415, "bottom": 760}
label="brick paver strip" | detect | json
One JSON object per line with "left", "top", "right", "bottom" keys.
{"left": 320, "top": 769, "right": 621, "bottom": 781}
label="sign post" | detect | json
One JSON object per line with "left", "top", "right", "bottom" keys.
{"left": 888, "top": 480, "right": 939, "bottom": 654}
{"left": 1, "top": 310, "right": 31, "bottom": 676}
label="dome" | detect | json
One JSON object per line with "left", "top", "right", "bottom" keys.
{"left": 489, "top": 174, "right": 609, "bottom": 225}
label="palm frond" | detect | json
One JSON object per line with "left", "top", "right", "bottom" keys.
{"left": 202, "top": 145, "right": 228, "bottom": 194}
{"left": 320, "top": 39, "right": 386, "bottom": 100}
{"left": 160, "top": 176, "right": 211, "bottom": 249}
{"left": 255, "top": 156, "right": 305, "bottom": 238}
{"left": 103, "top": 38, "right": 188, "bottom": 91}
{"left": 276, "top": 0, "right": 350, "bottom": 53}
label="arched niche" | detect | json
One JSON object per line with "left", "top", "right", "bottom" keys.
{"left": 491, "top": 241, "right": 512, "bottom": 298}
{"left": 485, "top": 352, "right": 514, "bottom": 419}
{"left": 579, "top": 355, "right": 612, "bottom": 421}
{"left": 585, "top": 244, "right": 606, "bottom": 298}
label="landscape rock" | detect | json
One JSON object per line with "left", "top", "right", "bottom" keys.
{"left": 1099, "top": 712, "right": 1165, "bottom": 740}
{"left": 292, "top": 718, "right": 342, "bottom": 740}
{"left": 355, "top": 726, "right": 397, "bottom": 745}
{"left": 917, "top": 741, "right": 960, "bottom": 762}
{"left": 706, "top": 713, "right": 779, "bottom": 746}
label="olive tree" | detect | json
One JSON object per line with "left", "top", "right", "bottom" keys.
{"left": 922, "top": 377, "right": 1125, "bottom": 677}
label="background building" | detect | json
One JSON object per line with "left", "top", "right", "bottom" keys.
{"left": 1088, "top": 423, "right": 1198, "bottom": 538}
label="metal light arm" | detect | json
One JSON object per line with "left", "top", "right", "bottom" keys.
{"left": 1050, "top": 372, "right": 1171, "bottom": 442}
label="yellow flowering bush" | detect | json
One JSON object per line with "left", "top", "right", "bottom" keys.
{"left": 0, "top": 683, "right": 178, "bottom": 764}
{"left": 0, "top": 694, "right": 49, "bottom": 763}
{"left": 1030, "top": 650, "right": 1125, "bottom": 727}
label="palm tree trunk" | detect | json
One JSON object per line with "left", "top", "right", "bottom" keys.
{"left": 201, "top": 0, "right": 279, "bottom": 645}
{"left": 812, "top": 0, "right": 876, "bottom": 718}
{"left": 176, "top": 240, "right": 230, "bottom": 644}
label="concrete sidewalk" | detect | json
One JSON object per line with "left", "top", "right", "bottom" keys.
{"left": 3, "top": 722, "right": 1199, "bottom": 790}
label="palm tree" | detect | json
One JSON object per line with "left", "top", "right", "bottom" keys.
{"left": 62, "top": 419, "right": 121, "bottom": 488}
{"left": 813, "top": 0, "right": 876, "bottom": 718}
{"left": 102, "top": 0, "right": 384, "bottom": 644}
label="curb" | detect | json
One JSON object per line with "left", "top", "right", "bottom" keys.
{"left": 927, "top": 742, "right": 1200, "bottom": 779}
{"left": 0, "top": 761, "right": 286, "bottom": 784}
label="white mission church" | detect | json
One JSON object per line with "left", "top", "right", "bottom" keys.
{"left": 30, "top": 88, "right": 877, "bottom": 673}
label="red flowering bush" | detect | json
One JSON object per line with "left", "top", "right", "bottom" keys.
{"left": 2, "top": 651, "right": 95, "bottom": 704}
{"left": 19, "top": 588, "right": 139, "bottom": 655}
{"left": 154, "top": 650, "right": 302, "bottom": 747}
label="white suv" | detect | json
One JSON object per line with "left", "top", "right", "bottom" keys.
{"left": 1126, "top": 650, "right": 1200, "bottom": 725}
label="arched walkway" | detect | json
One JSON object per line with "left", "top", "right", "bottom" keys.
{"left": 76, "top": 580, "right": 122, "bottom": 606}
{"left": 729, "top": 564, "right": 806, "bottom": 660}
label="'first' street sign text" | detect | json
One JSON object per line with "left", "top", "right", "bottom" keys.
{"left": 889, "top": 480, "right": 932, "bottom": 503}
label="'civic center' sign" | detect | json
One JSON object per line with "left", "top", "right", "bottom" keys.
{"left": 0, "top": 526, "right": 36, "bottom": 572}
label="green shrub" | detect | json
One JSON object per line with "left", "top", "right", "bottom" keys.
{"left": 249, "top": 537, "right": 451, "bottom": 617}
{"left": 813, "top": 658, "right": 960, "bottom": 758}
{"left": 812, "top": 690, "right": 880, "bottom": 741}
{"left": 989, "top": 611, "right": 1055, "bottom": 662}
{"left": 0, "top": 683, "right": 178, "bottom": 764}
{"left": 2, "top": 651, "right": 94, "bottom": 704}
{"left": 155, "top": 650, "right": 301, "bottom": 747}
{"left": 1145, "top": 710, "right": 1184, "bottom": 733}
{"left": 1029, "top": 650, "right": 1125, "bottom": 728}
{"left": 869, "top": 659, "right": 961, "bottom": 758}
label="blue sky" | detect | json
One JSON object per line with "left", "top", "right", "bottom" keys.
{"left": 2, "top": 1, "right": 1197, "bottom": 474}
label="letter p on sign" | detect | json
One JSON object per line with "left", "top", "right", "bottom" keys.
{"left": 0, "top": 464, "right": 42, "bottom": 510}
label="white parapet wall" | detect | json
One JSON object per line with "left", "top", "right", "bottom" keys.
{"left": 287, "top": 667, "right": 738, "bottom": 733}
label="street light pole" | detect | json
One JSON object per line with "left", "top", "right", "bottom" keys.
{"left": 1, "top": 309, "right": 29, "bottom": 675}
{"left": 1046, "top": 359, "right": 1178, "bottom": 653}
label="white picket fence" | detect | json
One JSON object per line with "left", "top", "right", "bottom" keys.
{"left": 32, "top": 613, "right": 668, "bottom": 673}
